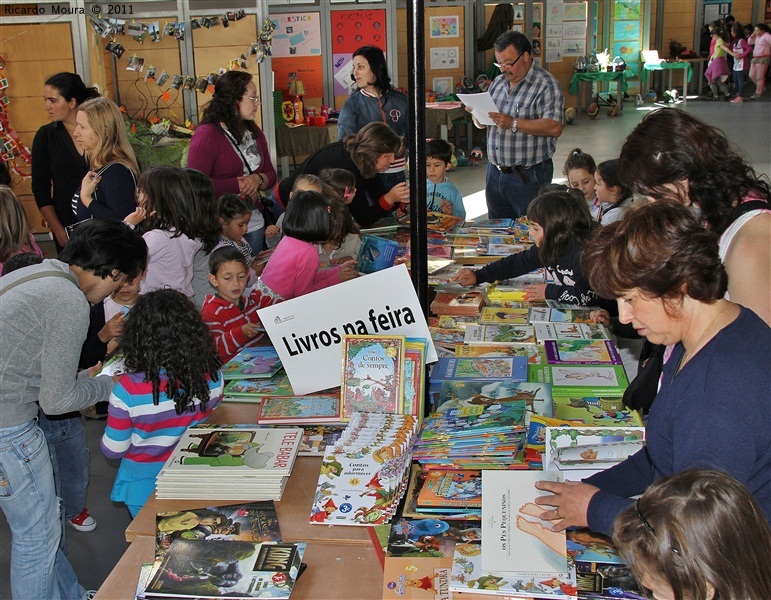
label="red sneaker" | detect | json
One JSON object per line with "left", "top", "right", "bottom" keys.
{"left": 67, "top": 508, "right": 97, "bottom": 532}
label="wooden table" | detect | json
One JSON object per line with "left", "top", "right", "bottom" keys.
{"left": 275, "top": 123, "right": 339, "bottom": 178}
{"left": 569, "top": 71, "right": 629, "bottom": 112}
{"left": 94, "top": 536, "right": 384, "bottom": 600}
{"left": 641, "top": 61, "right": 694, "bottom": 99}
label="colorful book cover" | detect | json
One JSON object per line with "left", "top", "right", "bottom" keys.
{"left": 417, "top": 470, "right": 482, "bottom": 509}
{"left": 160, "top": 426, "right": 303, "bottom": 476}
{"left": 155, "top": 501, "right": 281, "bottom": 559}
{"left": 431, "top": 291, "right": 485, "bottom": 317}
{"left": 534, "top": 323, "right": 609, "bottom": 342}
{"left": 356, "top": 234, "right": 400, "bottom": 274}
{"left": 144, "top": 540, "right": 305, "bottom": 599}
{"left": 383, "top": 556, "right": 454, "bottom": 600}
{"left": 479, "top": 307, "right": 530, "bottom": 325}
{"left": 430, "top": 356, "right": 528, "bottom": 383}
{"left": 388, "top": 517, "right": 482, "bottom": 558}
{"left": 221, "top": 346, "right": 282, "bottom": 380}
{"left": 223, "top": 376, "right": 294, "bottom": 400}
{"left": 430, "top": 327, "right": 467, "bottom": 348}
{"left": 467, "top": 218, "right": 513, "bottom": 232}
{"left": 434, "top": 380, "right": 553, "bottom": 420}
{"left": 535, "top": 366, "right": 630, "bottom": 398}
{"left": 256, "top": 394, "right": 342, "bottom": 425}
{"left": 403, "top": 339, "right": 428, "bottom": 418}
{"left": 529, "top": 306, "right": 597, "bottom": 324}
{"left": 438, "top": 315, "right": 480, "bottom": 330}
{"left": 454, "top": 343, "right": 542, "bottom": 364}
{"left": 543, "top": 340, "right": 622, "bottom": 365}
{"left": 544, "top": 427, "right": 646, "bottom": 472}
{"left": 419, "top": 401, "right": 528, "bottom": 441}
{"left": 464, "top": 324, "right": 537, "bottom": 344}
{"left": 551, "top": 396, "right": 644, "bottom": 427}
{"left": 297, "top": 424, "right": 345, "bottom": 456}
{"left": 340, "top": 335, "right": 405, "bottom": 420}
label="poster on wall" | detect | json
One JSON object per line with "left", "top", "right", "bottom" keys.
{"left": 615, "top": 21, "right": 640, "bottom": 42}
{"left": 429, "top": 15, "right": 459, "bottom": 38}
{"left": 614, "top": 1, "right": 641, "bottom": 21}
{"left": 563, "top": 3, "right": 588, "bottom": 21}
{"left": 331, "top": 9, "right": 387, "bottom": 96}
{"left": 563, "top": 21, "right": 586, "bottom": 40}
{"left": 430, "top": 47, "right": 460, "bottom": 70}
{"left": 272, "top": 57, "right": 324, "bottom": 99}
{"left": 271, "top": 14, "right": 322, "bottom": 57}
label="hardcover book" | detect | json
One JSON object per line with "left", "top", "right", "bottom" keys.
{"left": 534, "top": 323, "right": 610, "bottom": 342}
{"left": 256, "top": 394, "right": 342, "bottom": 425}
{"left": 467, "top": 218, "right": 513, "bottom": 232}
{"left": 340, "top": 335, "right": 405, "bottom": 421}
{"left": 417, "top": 470, "right": 482, "bottom": 509}
{"left": 543, "top": 340, "right": 622, "bottom": 365}
{"left": 454, "top": 343, "right": 542, "bottom": 364}
{"left": 430, "top": 291, "right": 485, "bottom": 317}
{"left": 221, "top": 346, "right": 283, "bottom": 380}
{"left": 430, "top": 356, "right": 528, "bottom": 384}
{"left": 223, "top": 376, "right": 294, "bottom": 401}
{"left": 479, "top": 307, "right": 530, "bottom": 325}
{"left": 532, "top": 365, "right": 630, "bottom": 398}
{"left": 529, "top": 306, "right": 597, "bottom": 324}
{"left": 356, "top": 234, "right": 400, "bottom": 274}
{"left": 464, "top": 324, "right": 537, "bottom": 344}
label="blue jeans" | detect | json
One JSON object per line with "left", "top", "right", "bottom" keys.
{"left": 0, "top": 420, "right": 85, "bottom": 600}
{"left": 733, "top": 69, "right": 745, "bottom": 97}
{"left": 244, "top": 227, "right": 266, "bottom": 256}
{"left": 38, "top": 410, "right": 89, "bottom": 521}
{"left": 485, "top": 160, "right": 554, "bottom": 219}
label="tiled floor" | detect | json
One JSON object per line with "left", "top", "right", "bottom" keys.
{"left": 1, "top": 95, "right": 769, "bottom": 599}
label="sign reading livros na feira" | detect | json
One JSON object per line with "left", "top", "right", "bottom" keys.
{"left": 258, "top": 264, "right": 437, "bottom": 395}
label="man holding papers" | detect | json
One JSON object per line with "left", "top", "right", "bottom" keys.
{"left": 470, "top": 31, "right": 564, "bottom": 219}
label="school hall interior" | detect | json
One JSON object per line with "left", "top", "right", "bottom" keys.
{"left": 1, "top": 0, "right": 770, "bottom": 597}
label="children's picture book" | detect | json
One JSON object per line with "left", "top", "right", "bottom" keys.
{"left": 529, "top": 306, "right": 597, "bottom": 324}
{"left": 534, "top": 323, "right": 609, "bottom": 341}
{"left": 223, "top": 376, "right": 294, "bottom": 401}
{"left": 534, "top": 365, "right": 630, "bottom": 398}
{"left": 144, "top": 539, "right": 306, "bottom": 599}
{"left": 433, "top": 380, "right": 553, "bottom": 420}
{"left": 159, "top": 426, "right": 303, "bottom": 476}
{"left": 402, "top": 211, "right": 465, "bottom": 233}
{"left": 430, "top": 356, "right": 528, "bottom": 384}
{"left": 256, "top": 394, "right": 342, "bottom": 425}
{"left": 437, "top": 315, "right": 480, "bottom": 330}
{"left": 544, "top": 426, "right": 645, "bottom": 476}
{"left": 383, "top": 556, "right": 454, "bottom": 600}
{"left": 454, "top": 343, "right": 542, "bottom": 364}
{"left": 551, "top": 396, "right": 644, "bottom": 427}
{"left": 430, "top": 291, "right": 485, "bottom": 316}
{"left": 567, "top": 529, "right": 643, "bottom": 598}
{"left": 403, "top": 338, "right": 428, "bottom": 418}
{"left": 464, "top": 324, "right": 537, "bottom": 344}
{"left": 417, "top": 470, "right": 482, "bottom": 510}
{"left": 221, "top": 346, "right": 283, "bottom": 380}
{"left": 467, "top": 218, "right": 513, "bottom": 232}
{"left": 297, "top": 424, "right": 345, "bottom": 456}
{"left": 479, "top": 307, "right": 530, "bottom": 325}
{"left": 430, "top": 327, "right": 467, "bottom": 348}
{"left": 388, "top": 517, "right": 482, "bottom": 558}
{"left": 356, "top": 234, "right": 400, "bottom": 274}
{"left": 155, "top": 501, "right": 281, "bottom": 559}
{"left": 340, "top": 335, "right": 405, "bottom": 420}
{"left": 477, "top": 235, "right": 527, "bottom": 256}
{"left": 543, "top": 340, "right": 622, "bottom": 365}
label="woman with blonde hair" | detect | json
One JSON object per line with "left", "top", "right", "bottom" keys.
{"left": 71, "top": 96, "right": 139, "bottom": 223}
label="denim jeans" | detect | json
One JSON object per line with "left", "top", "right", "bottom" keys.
{"left": 37, "top": 410, "right": 89, "bottom": 520}
{"left": 0, "top": 420, "right": 85, "bottom": 600}
{"left": 485, "top": 160, "right": 554, "bottom": 219}
{"left": 244, "top": 227, "right": 266, "bottom": 256}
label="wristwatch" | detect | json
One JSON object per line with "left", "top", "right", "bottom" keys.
{"left": 510, "top": 118, "right": 519, "bottom": 133}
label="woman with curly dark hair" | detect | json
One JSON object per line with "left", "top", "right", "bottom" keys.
{"left": 617, "top": 108, "right": 770, "bottom": 324}
{"left": 101, "top": 289, "right": 223, "bottom": 517}
{"left": 275, "top": 122, "right": 409, "bottom": 227}
{"left": 187, "top": 70, "right": 277, "bottom": 253}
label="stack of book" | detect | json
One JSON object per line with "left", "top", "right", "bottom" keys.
{"left": 155, "top": 425, "right": 303, "bottom": 500}
{"left": 309, "top": 412, "right": 419, "bottom": 526}
{"left": 221, "top": 346, "right": 284, "bottom": 381}
{"left": 429, "top": 355, "right": 529, "bottom": 396}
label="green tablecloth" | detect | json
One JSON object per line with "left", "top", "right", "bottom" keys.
{"left": 640, "top": 61, "right": 693, "bottom": 83}
{"left": 569, "top": 71, "right": 629, "bottom": 95}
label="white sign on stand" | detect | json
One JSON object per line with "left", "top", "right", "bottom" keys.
{"left": 258, "top": 264, "right": 437, "bottom": 395}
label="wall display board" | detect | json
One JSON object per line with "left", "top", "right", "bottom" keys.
{"left": 331, "top": 9, "right": 387, "bottom": 100}
{"left": 271, "top": 13, "right": 324, "bottom": 101}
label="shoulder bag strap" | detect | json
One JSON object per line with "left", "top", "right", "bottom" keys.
{"left": 219, "top": 125, "right": 253, "bottom": 174}
{"left": 0, "top": 270, "right": 78, "bottom": 297}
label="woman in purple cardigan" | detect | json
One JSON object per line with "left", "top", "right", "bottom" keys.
{"left": 187, "top": 71, "right": 277, "bottom": 254}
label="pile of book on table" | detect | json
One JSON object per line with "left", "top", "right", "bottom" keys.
{"left": 139, "top": 500, "right": 309, "bottom": 599}
{"left": 155, "top": 424, "right": 302, "bottom": 500}
{"left": 309, "top": 412, "right": 419, "bottom": 526}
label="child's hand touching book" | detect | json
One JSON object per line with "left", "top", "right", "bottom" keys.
{"left": 337, "top": 260, "right": 358, "bottom": 282}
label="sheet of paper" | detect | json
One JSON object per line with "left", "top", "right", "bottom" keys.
{"left": 456, "top": 92, "right": 499, "bottom": 126}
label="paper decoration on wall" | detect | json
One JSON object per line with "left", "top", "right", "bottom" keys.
{"left": 429, "top": 15, "right": 459, "bottom": 38}
{"left": 0, "top": 58, "right": 32, "bottom": 178}
{"left": 271, "top": 13, "right": 322, "bottom": 57}
{"left": 331, "top": 9, "right": 387, "bottom": 96}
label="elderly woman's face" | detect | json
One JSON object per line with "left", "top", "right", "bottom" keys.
{"left": 74, "top": 110, "right": 99, "bottom": 152}
{"left": 237, "top": 80, "right": 260, "bottom": 121}
{"left": 617, "top": 288, "right": 684, "bottom": 346}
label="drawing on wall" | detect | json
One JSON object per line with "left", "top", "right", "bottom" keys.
{"left": 331, "top": 9, "right": 386, "bottom": 96}
{"left": 430, "top": 46, "right": 459, "bottom": 70}
{"left": 546, "top": 3, "right": 564, "bottom": 24}
{"left": 564, "top": 2, "right": 588, "bottom": 21}
{"left": 432, "top": 76, "right": 454, "bottom": 95}
{"left": 271, "top": 13, "right": 322, "bottom": 57}
{"left": 533, "top": 5, "right": 542, "bottom": 22}
{"left": 511, "top": 24, "right": 523, "bottom": 33}
{"left": 533, "top": 22, "right": 542, "bottom": 38}
{"left": 532, "top": 40, "right": 542, "bottom": 56}
{"left": 564, "top": 40, "right": 587, "bottom": 55}
{"left": 430, "top": 16, "right": 459, "bottom": 38}
{"left": 563, "top": 21, "right": 586, "bottom": 40}
{"left": 513, "top": 7, "right": 524, "bottom": 20}
{"left": 615, "top": 1, "right": 641, "bottom": 21}
{"left": 615, "top": 20, "right": 640, "bottom": 41}
{"left": 614, "top": 41, "right": 640, "bottom": 62}
{"left": 546, "top": 24, "right": 563, "bottom": 37}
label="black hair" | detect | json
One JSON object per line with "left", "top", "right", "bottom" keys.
{"left": 494, "top": 31, "right": 532, "bottom": 56}
{"left": 426, "top": 139, "right": 454, "bottom": 165}
{"left": 138, "top": 166, "right": 210, "bottom": 241}
{"left": 118, "top": 289, "right": 221, "bottom": 415}
{"left": 0, "top": 161, "right": 11, "bottom": 186}
{"left": 538, "top": 182, "right": 570, "bottom": 195}
{"left": 563, "top": 148, "right": 597, "bottom": 177}
{"left": 216, "top": 193, "right": 252, "bottom": 222}
{"left": 477, "top": 4, "right": 515, "bottom": 51}
{"left": 282, "top": 190, "right": 333, "bottom": 243}
{"left": 3, "top": 252, "right": 43, "bottom": 275}
{"left": 596, "top": 159, "right": 631, "bottom": 199}
{"left": 327, "top": 198, "right": 360, "bottom": 247}
{"left": 351, "top": 46, "right": 393, "bottom": 93}
{"left": 183, "top": 168, "right": 220, "bottom": 253}
{"left": 527, "top": 190, "right": 594, "bottom": 268}
{"left": 200, "top": 71, "right": 260, "bottom": 144}
{"left": 44, "top": 72, "right": 99, "bottom": 105}
{"left": 59, "top": 220, "right": 147, "bottom": 280}
{"left": 208, "top": 246, "right": 247, "bottom": 276}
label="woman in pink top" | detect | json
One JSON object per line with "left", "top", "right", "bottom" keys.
{"left": 252, "top": 190, "right": 357, "bottom": 309}
{"left": 749, "top": 23, "right": 771, "bottom": 99}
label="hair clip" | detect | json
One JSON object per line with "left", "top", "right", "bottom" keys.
{"left": 326, "top": 205, "right": 331, "bottom": 214}
{"left": 572, "top": 150, "right": 581, "bottom": 156}
{"left": 653, "top": 151, "right": 664, "bottom": 161}
{"left": 635, "top": 499, "right": 656, "bottom": 534}
{"left": 343, "top": 186, "right": 352, "bottom": 199}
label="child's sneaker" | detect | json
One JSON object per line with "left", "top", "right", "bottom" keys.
{"left": 68, "top": 508, "right": 97, "bottom": 532}
{"left": 730, "top": 96, "right": 743, "bottom": 103}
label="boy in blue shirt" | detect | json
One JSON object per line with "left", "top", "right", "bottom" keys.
{"left": 426, "top": 139, "right": 466, "bottom": 218}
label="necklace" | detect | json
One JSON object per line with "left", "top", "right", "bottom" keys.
{"left": 678, "top": 302, "right": 734, "bottom": 372}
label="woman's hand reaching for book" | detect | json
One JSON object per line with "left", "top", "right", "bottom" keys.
{"left": 524, "top": 283, "right": 547, "bottom": 301}
{"left": 453, "top": 268, "right": 478, "bottom": 287}
{"left": 533, "top": 480, "right": 598, "bottom": 531}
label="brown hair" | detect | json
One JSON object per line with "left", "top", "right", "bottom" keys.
{"left": 613, "top": 469, "right": 771, "bottom": 600}
{"left": 582, "top": 200, "right": 727, "bottom": 311}
{"left": 527, "top": 190, "right": 594, "bottom": 268}
{"left": 617, "top": 109, "right": 770, "bottom": 234}
{"left": 77, "top": 97, "right": 139, "bottom": 174}
{"left": 343, "top": 122, "right": 403, "bottom": 179}
{"left": 0, "top": 186, "right": 32, "bottom": 264}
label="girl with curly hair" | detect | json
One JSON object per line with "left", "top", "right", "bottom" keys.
{"left": 101, "top": 289, "right": 223, "bottom": 517}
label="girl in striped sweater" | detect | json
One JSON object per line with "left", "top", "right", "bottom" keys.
{"left": 101, "top": 289, "right": 223, "bottom": 517}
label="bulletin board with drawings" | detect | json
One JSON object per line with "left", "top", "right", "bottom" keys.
{"left": 271, "top": 13, "right": 324, "bottom": 109}
{"left": 331, "top": 9, "right": 387, "bottom": 110}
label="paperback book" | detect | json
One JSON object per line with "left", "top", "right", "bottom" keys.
{"left": 543, "top": 426, "right": 646, "bottom": 477}
{"left": 529, "top": 306, "right": 597, "bottom": 324}
{"left": 543, "top": 340, "right": 622, "bottom": 365}
{"left": 454, "top": 343, "right": 542, "bottom": 364}
{"left": 534, "top": 323, "right": 609, "bottom": 342}
{"left": 356, "top": 234, "right": 400, "bottom": 274}
{"left": 430, "top": 356, "right": 528, "bottom": 386}
{"left": 223, "top": 376, "right": 294, "bottom": 401}
{"left": 479, "top": 307, "right": 530, "bottom": 325}
{"left": 221, "top": 346, "right": 283, "bottom": 380}
{"left": 256, "top": 394, "right": 342, "bottom": 425}
{"left": 532, "top": 365, "right": 630, "bottom": 398}
{"left": 464, "top": 324, "right": 537, "bottom": 344}
{"left": 417, "top": 470, "right": 482, "bottom": 511}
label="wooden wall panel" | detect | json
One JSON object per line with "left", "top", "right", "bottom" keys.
{"left": 0, "top": 22, "right": 74, "bottom": 233}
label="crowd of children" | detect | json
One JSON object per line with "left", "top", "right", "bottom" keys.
{"left": 705, "top": 19, "right": 771, "bottom": 101}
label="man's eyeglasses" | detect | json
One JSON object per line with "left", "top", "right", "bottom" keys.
{"left": 494, "top": 53, "right": 525, "bottom": 70}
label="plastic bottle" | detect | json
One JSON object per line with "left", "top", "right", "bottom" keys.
{"left": 293, "top": 97, "right": 304, "bottom": 125}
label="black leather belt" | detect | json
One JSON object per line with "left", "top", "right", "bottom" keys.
{"left": 494, "top": 160, "right": 549, "bottom": 183}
